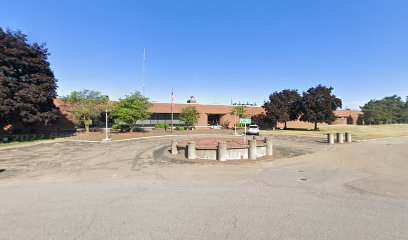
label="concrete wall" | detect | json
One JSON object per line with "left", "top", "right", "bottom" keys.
{"left": 257, "top": 146, "right": 266, "bottom": 158}
{"left": 180, "top": 144, "right": 267, "bottom": 161}
{"left": 195, "top": 147, "right": 217, "bottom": 160}
{"left": 227, "top": 148, "right": 249, "bottom": 160}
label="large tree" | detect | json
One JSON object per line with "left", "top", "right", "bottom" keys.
{"left": 0, "top": 28, "right": 60, "bottom": 130}
{"left": 264, "top": 89, "right": 301, "bottom": 129}
{"left": 64, "top": 89, "right": 109, "bottom": 132}
{"left": 179, "top": 107, "right": 199, "bottom": 127}
{"left": 300, "top": 85, "right": 342, "bottom": 130}
{"left": 360, "top": 95, "right": 405, "bottom": 124}
{"left": 109, "top": 92, "right": 152, "bottom": 130}
{"left": 402, "top": 97, "right": 408, "bottom": 123}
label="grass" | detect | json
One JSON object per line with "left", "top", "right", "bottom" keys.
{"left": 1, "top": 125, "right": 407, "bottom": 146}
{"left": 0, "top": 139, "right": 48, "bottom": 147}
{"left": 0, "top": 133, "right": 72, "bottom": 148}
{"left": 261, "top": 124, "right": 408, "bottom": 140}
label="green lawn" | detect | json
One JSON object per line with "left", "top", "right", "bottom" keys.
{"left": 0, "top": 138, "right": 55, "bottom": 148}
{"left": 261, "top": 124, "right": 408, "bottom": 140}
{"left": 0, "top": 133, "right": 71, "bottom": 148}
{"left": 0, "top": 141, "right": 35, "bottom": 147}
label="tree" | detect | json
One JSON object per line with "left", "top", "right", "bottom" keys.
{"left": 64, "top": 89, "right": 109, "bottom": 132}
{"left": 300, "top": 85, "right": 342, "bottom": 130}
{"left": 360, "top": 95, "right": 405, "bottom": 124}
{"left": 0, "top": 28, "right": 60, "bottom": 130}
{"left": 110, "top": 92, "right": 152, "bottom": 130}
{"left": 264, "top": 89, "right": 301, "bottom": 129}
{"left": 179, "top": 107, "right": 199, "bottom": 127}
{"left": 230, "top": 106, "right": 248, "bottom": 118}
{"left": 402, "top": 97, "right": 408, "bottom": 123}
{"left": 251, "top": 113, "right": 274, "bottom": 129}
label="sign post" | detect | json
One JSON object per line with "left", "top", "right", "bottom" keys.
{"left": 239, "top": 118, "right": 251, "bottom": 144}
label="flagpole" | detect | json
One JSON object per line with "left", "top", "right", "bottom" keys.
{"left": 171, "top": 89, "right": 174, "bottom": 133}
{"left": 142, "top": 47, "right": 146, "bottom": 97}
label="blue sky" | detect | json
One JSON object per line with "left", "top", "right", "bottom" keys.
{"left": 1, "top": 0, "right": 407, "bottom": 109}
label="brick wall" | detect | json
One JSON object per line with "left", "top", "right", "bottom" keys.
{"left": 5, "top": 100, "right": 363, "bottom": 132}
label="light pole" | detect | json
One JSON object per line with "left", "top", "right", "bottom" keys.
{"left": 103, "top": 109, "right": 110, "bottom": 142}
{"left": 234, "top": 112, "right": 237, "bottom": 135}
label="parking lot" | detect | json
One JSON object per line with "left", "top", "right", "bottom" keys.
{"left": 0, "top": 134, "right": 407, "bottom": 239}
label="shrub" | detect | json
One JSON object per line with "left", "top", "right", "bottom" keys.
{"left": 155, "top": 123, "right": 169, "bottom": 129}
{"left": 177, "top": 126, "right": 184, "bottom": 131}
{"left": 221, "top": 121, "right": 231, "bottom": 129}
{"left": 112, "top": 124, "right": 131, "bottom": 132}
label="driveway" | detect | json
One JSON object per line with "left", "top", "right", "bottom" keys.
{"left": 0, "top": 135, "right": 407, "bottom": 239}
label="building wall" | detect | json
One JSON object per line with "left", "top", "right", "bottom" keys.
{"left": 334, "top": 110, "right": 363, "bottom": 124}
{"left": 149, "top": 102, "right": 264, "bottom": 127}
{"left": 4, "top": 99, "right": 76, "bottom": 133}
{"left": 5, "top": 100, "right": 363, "bottom": 132}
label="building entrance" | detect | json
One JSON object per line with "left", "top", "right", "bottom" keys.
{"left": 208, "top": 114, "right": 221, "bottom": 126}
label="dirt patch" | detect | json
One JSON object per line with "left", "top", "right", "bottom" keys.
{"left": 178, "top": 138, "right": 264, "bottom": 147}
{"left": 66, "top": 129, "right": 242, "bottom": 141}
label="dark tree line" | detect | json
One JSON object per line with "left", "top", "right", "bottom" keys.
{"left": 0, "top": 28, "right": 59, "bottom": 130}
{"left": 253, "top": 85, "right": 342, "bottom": 130}
{"left": 360, "top": 95, "right": 408, "bottom": 124}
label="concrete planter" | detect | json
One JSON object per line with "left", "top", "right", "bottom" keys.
{"left": 135, "top": 127, "right": 154, "bottom": 133}
{"left": 175, "top": 137, "right": 273, "bottom": 161}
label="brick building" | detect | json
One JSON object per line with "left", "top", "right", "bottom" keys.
{"left": 4, "top": 98, "right": 363, "bottom": 132}
{"left": 146, "top": 99, "right": 362, "bottom": 128}
{"left": 147, "top": 102, "right": 264, "bottom": 127}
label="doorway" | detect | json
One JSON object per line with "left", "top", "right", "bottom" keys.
{"left": 208, "top": 114, "right": 221, "bottom": 126}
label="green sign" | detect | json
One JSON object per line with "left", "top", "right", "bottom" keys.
{"left": 240, "top": 118, "right": 251, "bottom": 124}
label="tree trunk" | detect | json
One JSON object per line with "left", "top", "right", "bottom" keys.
{"left": 84, "top": 118, "right": 90, "bottom": 133}
{"left": 284, "top": 121, "right": 287, "bottom": 129}
{"left": 314, "top": 122, "right": 318, "bottom": 131}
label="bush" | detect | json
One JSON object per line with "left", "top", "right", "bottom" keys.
{"left": 221, "top": 121, "right": 230, "bottom": 129}
{"left": 155, "top": 123, "right": 169, "bottom": 129}
{"left": 233, "top": 123, "right": 246, "bottom": 128}
{"left": 11, "top": 128, "right": 23, "bottom": 134}
{"left": 177, "top": 126, "right": 184, "bottom": 131}
{"left": 112, "top": 124, "right": 131, "bottom": 132}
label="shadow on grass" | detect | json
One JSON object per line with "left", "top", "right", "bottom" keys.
{"left": 266, "top": 128, "right": 319, "bottom": 132}
{"left": 0, "top": 132, "right": 75, "bottom": 146}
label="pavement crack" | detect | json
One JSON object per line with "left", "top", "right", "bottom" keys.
{"left": 225, "top": 215, "right": 238, "bottom": 239}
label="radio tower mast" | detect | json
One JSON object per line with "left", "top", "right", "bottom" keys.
{"left": 142, "top": 47, "right": 146, "bottom": 97}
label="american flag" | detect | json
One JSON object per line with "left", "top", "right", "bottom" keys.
{"left": 171, "top": 90, "right": 174, "bottom": 107}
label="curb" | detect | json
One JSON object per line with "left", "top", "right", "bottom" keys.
{"left": 69, "top": 134, "right": 245, "bottom": 143}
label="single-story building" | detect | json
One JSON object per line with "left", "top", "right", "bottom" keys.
{"left": 3, "top": 98, "right": 363, "bottom": 132}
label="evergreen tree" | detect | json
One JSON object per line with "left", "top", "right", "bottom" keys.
{"left": 360, "top": 95, "right": 406, "bottom": 124}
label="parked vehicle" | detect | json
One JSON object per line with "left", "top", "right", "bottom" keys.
{"left": 248, "top": 125, "right": 260, "bottom": 135}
